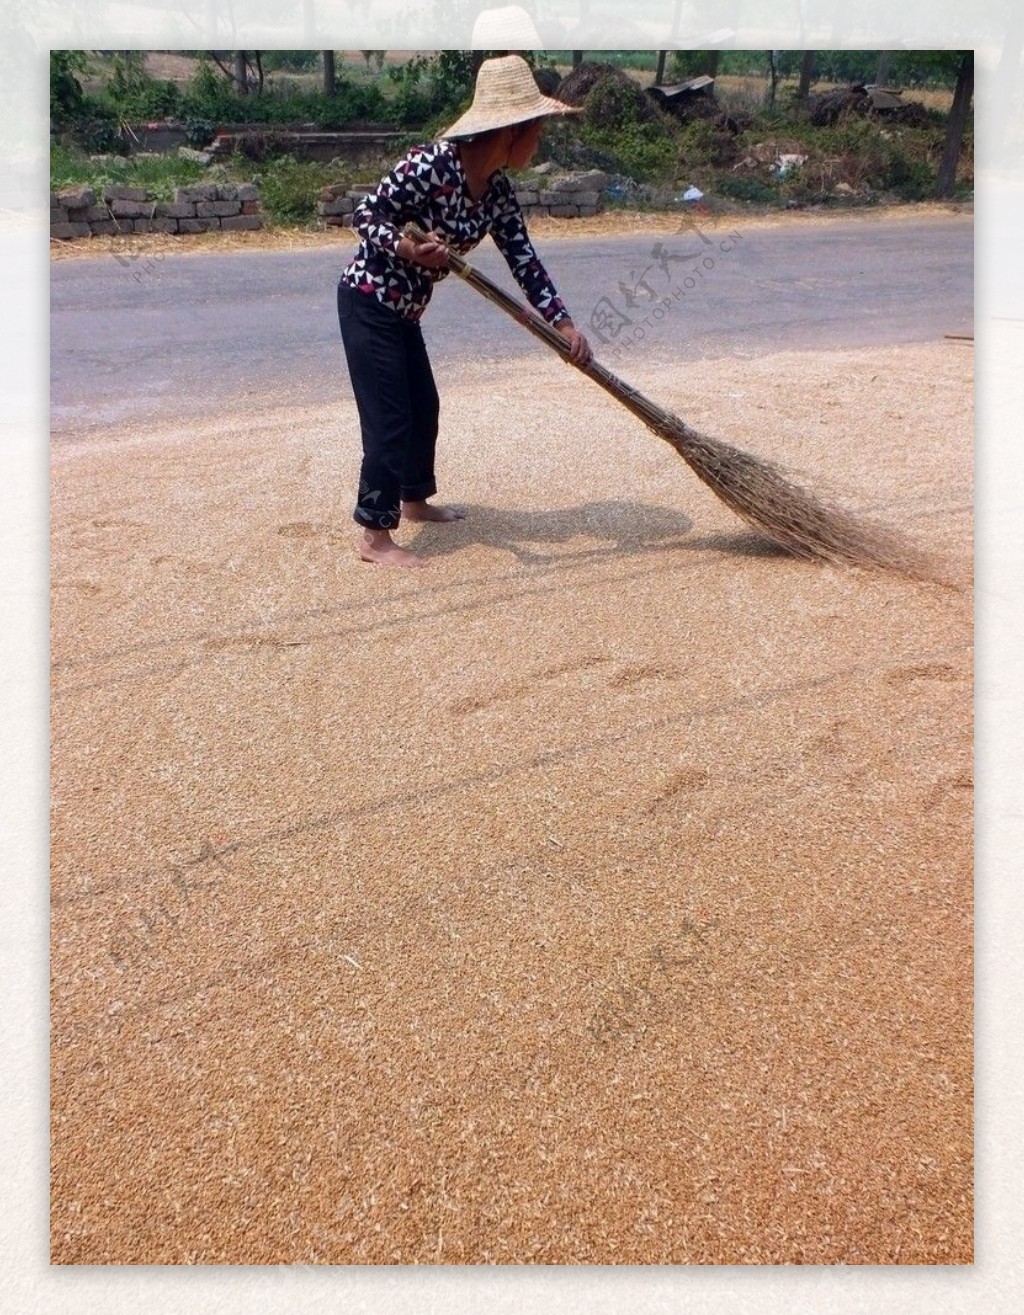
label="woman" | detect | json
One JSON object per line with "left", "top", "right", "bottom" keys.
{"left": 337, "top": 54, "right": 593, "bottom": 568}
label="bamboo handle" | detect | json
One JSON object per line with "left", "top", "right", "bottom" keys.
{"left": 403, "top": 221, "right": 574, "bottom": 362}
{"left": 401, "top": 222, "right": 701, "bottom": 447}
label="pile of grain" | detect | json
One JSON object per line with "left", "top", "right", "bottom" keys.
{"left": 51, "top": 340, "right": 972, "bottom": 1264}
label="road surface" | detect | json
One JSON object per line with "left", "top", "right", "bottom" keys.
{"left": 50, "top": 213, "right": 972, "bottom": 440}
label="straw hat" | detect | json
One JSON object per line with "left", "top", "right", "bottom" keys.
{"left": 441, "top": 54, "right": 580, "bottom": 140}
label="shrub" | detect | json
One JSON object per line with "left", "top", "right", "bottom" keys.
{"left": 578, "top": 73, "right": 679, "bottom": 181}
{"left": 582, "top": 72, "right": 662, "bottom": 130}
{"left": 877, "top": 148, "right": 935, "bottom": 199}
{"left": 582, "top": 121, "right": 677, "bottom": 181}
{"left": 183, "top": 116, "right": 215, "bottom": 147}
{"left": 88, "top": 53, "right": 183, "bottom": 121}
{"left": 382, "top": 52, "right": 473, "bottom": 128}
{"left": 72, "top": 104, "right": 129, "bottom": 154}
{"left": 311, "top": 83, "right": 390, "bottom": 128}
{"left": 180, "top": 63, "right": 391, "bottom": 129}
{"left": 715, "top": 175, "right": 779, "bottom": 204}
{"left": 677, "top": 116, "right": 737, "bottom": 168}
{"left": 255, "top": 155, "right": 336, "bottom": 225}
{"left": 670, "top": 51, "right": 710, "bottom": 80}
{"left": 182, "top": 56, "right": 239, "bottom": 119}
{"left": 50, "top": 51, "right": 87, "bottom": 128}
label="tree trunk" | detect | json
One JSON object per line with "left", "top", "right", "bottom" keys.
{"left": 704, "top": 50, "right": 721, "bottom": 79}
{"left": 253, "top": 51, "right": 264, "bottom": 96}
{"left": 233, "top": 50, "right": 247, "bottom": 95}
{"left": 875, "top": 51, "right": 893, "bottom": 86}
{"left": 798, "top": 50, "right": 815, "bottom": 100}
{"left": 936, "top": 52, "right": 973, "bottom": 199}
{"left": 654, "top": 51, "right": 667, "bottom": 86}
{"left": 767, "top": 50, "right": 778, "bottom": 109}
{"left": 323, "top": 50, "right": 336, "bottom": 97}
{"left": 572, "top": 51, "right": 584, "bottom": 69}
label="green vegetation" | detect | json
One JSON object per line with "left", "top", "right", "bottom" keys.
{"left": 50, "top": 51, "right": 973, "bottom": 222}
{"left": 578, "top": 76, "right": 677, "bottom": 181}
{"left": 50, "top": 51, "right": 88, "bottom": 128}
{"left": 50, "top": 140, "right": 209, "bottom": 199}
{"left": 254, "top": 156, "right": 350, "bottom": 225}
{"left": 49, "top": 138, "right": 369, "bottom": 227}
{"left": 51, "top": 50, "right": 477, "bottom": 150}
{"left": 667, "top": 49, "right": 966, "bottom": 87}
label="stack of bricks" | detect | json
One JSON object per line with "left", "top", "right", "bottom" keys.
{"left": 316, "top": 170, "right": 609, "bottom": 229}
{"left": 515, "top": 170, "right": 608, "bottom": 219}
{"left": 50, "top": 183, "right": 263, "bottom": 239}
{"left": 318, "top": 183, "right": 373, "bottom": 227}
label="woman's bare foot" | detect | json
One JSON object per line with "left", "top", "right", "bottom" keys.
{"left": 400, "top": 499, "right": 466, "bottom": 523}
{"left": 358, "top": 528, "right": 428, "bottom": 568}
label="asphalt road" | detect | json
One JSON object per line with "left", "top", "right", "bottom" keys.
{"left": 50, "top": 214, "right": 973, "bottom": 439}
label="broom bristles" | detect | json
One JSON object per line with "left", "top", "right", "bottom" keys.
{"left": 651, "top": 416, "right": 939, "bottom": 581}
{"left": 587, "top": 358, "right": 941, "bottom": 581}
{"left": 402, "top": 222, "right": 946, "bottom": 583}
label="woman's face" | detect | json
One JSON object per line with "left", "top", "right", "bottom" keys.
{"left": 506, "top": 119, "right": 544, "bottom": 169}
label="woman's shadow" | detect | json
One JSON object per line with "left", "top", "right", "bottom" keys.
{"left": 407, "top": 500, "right": 789, "bottom": 565}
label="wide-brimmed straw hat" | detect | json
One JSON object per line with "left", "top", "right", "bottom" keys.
{"left": 441, "top": 54, "right": 581, "bottom": 140}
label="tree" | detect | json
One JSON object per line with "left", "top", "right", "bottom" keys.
{"left": 654, "top": 51, "right": 667, "bottom": 86}
{"left": 208, "top": 51, "right": 265, "bottom": 96}
{"left": 323, "top": 50, "right": 336, "bottom": 97}
{"left": 936, "top": 51, "right": 973, "bottom": 199}
{"left": 50, "top": 50, "right": 87, "bottom": 128}
{"left": 798, "top": 50, "right": 815, "bottom": 101}
{"left": 572, "top": 52, "right": 584, "bottom": 68}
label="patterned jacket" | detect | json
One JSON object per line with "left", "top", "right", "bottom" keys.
{"left": 339, "top": 139, "right": 570, "bottom": 326}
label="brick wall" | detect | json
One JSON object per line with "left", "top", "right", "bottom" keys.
{"left": 50, "top": 183, "right": 264, "bottom": 239}
{"left": 51, "top": 169, "right": 609, "bottom": 242}
{"left": 318, "top": 170, "right": 610, "bottom": 227}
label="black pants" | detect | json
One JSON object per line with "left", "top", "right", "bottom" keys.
{"left": 337, "top": 281, "right": 440, "bottom": 530}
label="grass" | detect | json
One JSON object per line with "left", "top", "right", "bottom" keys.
{"left": 50, "top": 142, "right": 209, "bottom": 199}
{"left": 50, "top": 139, "right": 376, "bottom": 227}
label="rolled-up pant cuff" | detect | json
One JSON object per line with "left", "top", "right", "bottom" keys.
{"left": 354, "top": 504, "right": 400, "bottom": 531}
{"left": 399, "top": 478, "right": 437, "bottom": 503}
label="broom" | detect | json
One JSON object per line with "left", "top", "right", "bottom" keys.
{"left": 404, "top": 221, "right": 935, "bottom": 579}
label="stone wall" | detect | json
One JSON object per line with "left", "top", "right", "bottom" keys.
{"left": 318, "top": 169, "right": 609, "bottom": 227}
{"left": 50, "top": 168, "right": 607, "bottom": 242}
{"left": 515, "top": 169, "right": 610, "bottom": 219}
{"left": 50, "top": 183, "right": 264, "bottom": 239}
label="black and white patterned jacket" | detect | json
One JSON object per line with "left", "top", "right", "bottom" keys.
{"left": 339, "top": 139, "right": 570, "bottom": 326}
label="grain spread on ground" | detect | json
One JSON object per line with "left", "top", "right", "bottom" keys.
{"left": 51, "top": 318, "right": 972, "bottom": 1264}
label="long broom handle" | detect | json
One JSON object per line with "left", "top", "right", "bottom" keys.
{"left": 402, "top": 222, "right": 701, "bottom": 447}
{"left": 400, "top": 226, "right": 930, "bottom": 577}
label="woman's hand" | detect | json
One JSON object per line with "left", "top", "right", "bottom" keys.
{"left": 398, "top": 229, "right": 449, "bottom": 270}
{"left": 555, "top": 320, "right": 593, "bottom": 367}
